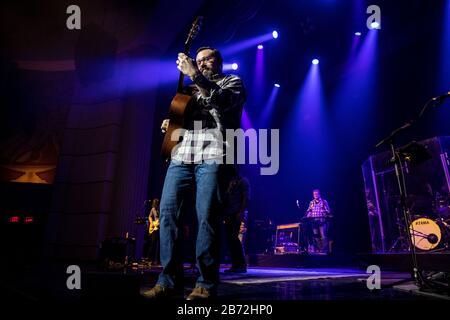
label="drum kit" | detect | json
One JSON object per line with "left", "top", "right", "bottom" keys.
{"left": 405, "top": 193, "right": 450, "bottom": 252}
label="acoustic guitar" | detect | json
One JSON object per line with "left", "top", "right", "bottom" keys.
{"left": 161, "top": 16, "right": 203, "bottom": 159}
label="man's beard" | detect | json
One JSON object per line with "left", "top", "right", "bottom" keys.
{"left": 201, "top": 68, "right": 215, "bottom": 80}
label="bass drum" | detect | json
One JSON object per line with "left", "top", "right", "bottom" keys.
{"left": 409, "top": 217, "right": 442, "bottom": 251}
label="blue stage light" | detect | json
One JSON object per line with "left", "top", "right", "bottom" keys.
{"left": 370, "top": 22, "right": 380, "bottom": 29}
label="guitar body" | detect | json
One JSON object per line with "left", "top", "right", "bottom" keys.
{"left": 149, "top": 220, "right": 160, "bottom": 235}
{"left": 161, "top": 93, "right": 194, "bottom": 159}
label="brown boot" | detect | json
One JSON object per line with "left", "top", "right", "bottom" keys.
{"left": 141, "top": 285, "right": 179, "bottom": 299}
{"left": 186, "top": 286, "right": 216, "bottom": 300}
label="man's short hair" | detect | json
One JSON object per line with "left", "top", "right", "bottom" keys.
{"left": 196, "top": 46, "right": 223, "bottom": 66}
{"left": 313, "top": 189, "right": 321, "bottom": 194}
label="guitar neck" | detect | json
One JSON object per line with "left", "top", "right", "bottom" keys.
{"left": 176, "top": 42, "right": 191, "bottom": 93}
{"left": 175, "top": 16, "right": 202, "bottom": 93}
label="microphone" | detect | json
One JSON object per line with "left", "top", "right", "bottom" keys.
{"left": 296, "top": 200, "right": 300, "bottom": 208}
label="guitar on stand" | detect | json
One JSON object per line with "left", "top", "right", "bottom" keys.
{"left": 161, "top": 16, "right": 203, "bottom": 159}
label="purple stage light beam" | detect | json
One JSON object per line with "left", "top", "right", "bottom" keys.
{"left": 252, "top": 45, "right": 265, "bottom": 105}
{"left": 280, "top": 61, "right": 326, "bottom": 185}
{"left": 221, "top": 32, "right": 275, "bottom": 56}
{"left": 348, "top": 32, "right": 362, "bottom": 64}
{"left": 259, "top": 84, "right": 280, "bottom": 126}
{"left": 331, "top": 28, "right": 379, "bottom": 147}
{"left": 241, "top": 108, "right": 253, "bottom": 130}
{"left": 295, "top": 63, "right": 325, "bottom": 138}
{"left": 121, "top": 59, "right": 180, "bottom": 93}
{"left": 70, "top": 58, "right": 180, "bottom": 99}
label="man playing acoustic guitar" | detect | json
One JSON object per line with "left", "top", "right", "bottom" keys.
{"left": 142, "top": 47, "right": 246, "bottom": 300}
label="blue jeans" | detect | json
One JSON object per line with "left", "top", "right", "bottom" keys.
{"left": 157, "top": 160, "right": 224, "bottom": 290}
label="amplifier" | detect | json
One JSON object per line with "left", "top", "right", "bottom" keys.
{"left": 274, "top": 223, "right": 301, "bottom": 254}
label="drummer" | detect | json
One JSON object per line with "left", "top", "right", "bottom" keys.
{"left": 305, "top": 189, "right": 332, "bottom": 254}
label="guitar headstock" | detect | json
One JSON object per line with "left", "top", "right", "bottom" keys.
{"left": 185, "top": 16, "right": 203, "bottom": 46}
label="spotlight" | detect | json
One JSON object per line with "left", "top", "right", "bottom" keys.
{"left": 272, "top": 30, "right": 278, "bottom": 39}
{"left": 257, "top": 44, "right": 263, "bottom": 49}
{"left": 370, "top": 21, "right": 380, "bottom": 29}
{"left": 231, "top": 63, "right": 239, "bottom": 70}
{"left": 312, "top": 59, "right": 319, "bottom": 65}
{"left": 274, "top": 83, "right": 280, "bottom": 88}
{"left": 355, "top": 32, "right": 362, "bottom": 36}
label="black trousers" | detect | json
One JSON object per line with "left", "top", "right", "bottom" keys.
{"left": 148, "top": 230, "right": 160, "bottom": 264}
{"left": 223, "top": 214, "right": 246, "bottom": 268}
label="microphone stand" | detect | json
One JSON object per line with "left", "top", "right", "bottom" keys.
{"left": 375, "top": 93, "right": 450, "bottom": 293}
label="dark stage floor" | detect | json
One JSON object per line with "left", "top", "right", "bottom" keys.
{"left": 2, "top": 261, "right": 448, "bottom": 302}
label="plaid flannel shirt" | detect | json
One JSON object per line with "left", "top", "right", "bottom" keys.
{"left": 171, "top": 73, "right": 246, "bottom": 163}
{"left": 306, "top": 199, "right": 331, "bottom": 218}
